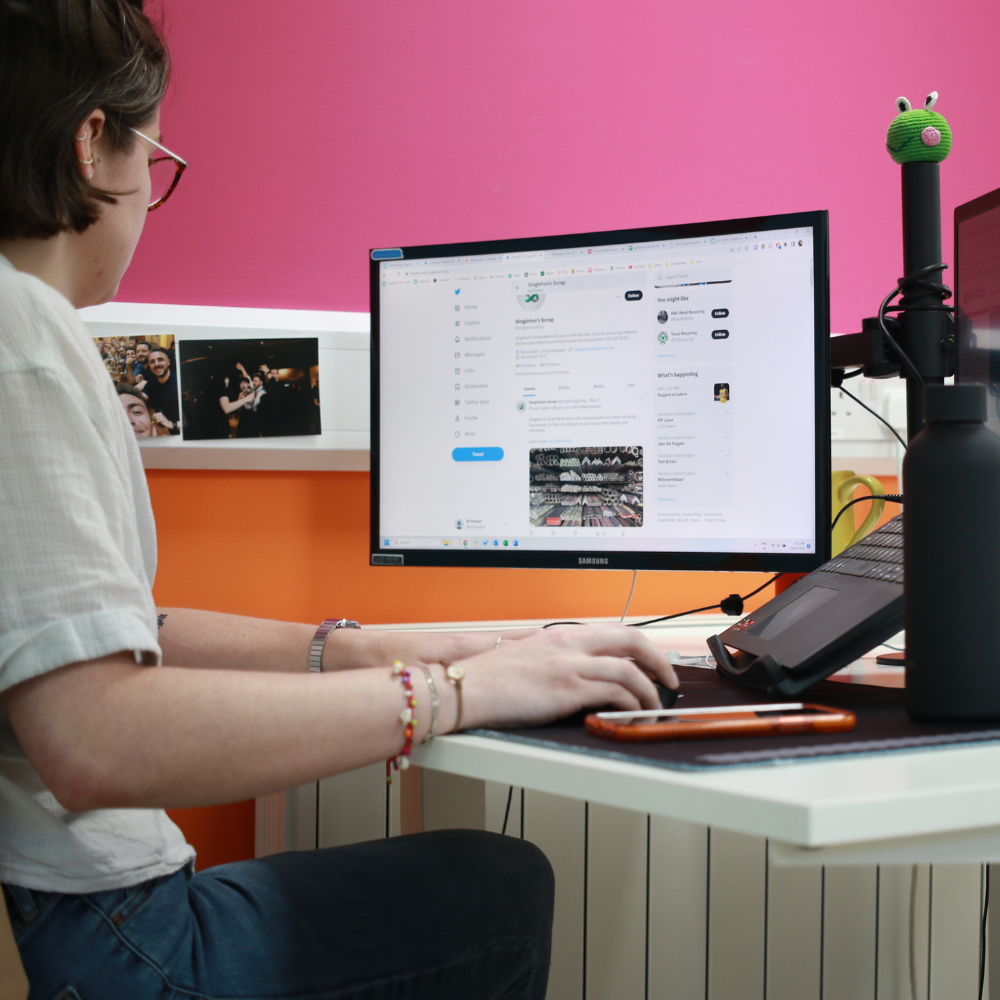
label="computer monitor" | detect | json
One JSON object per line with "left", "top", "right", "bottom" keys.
{"left": 371, "top": 210, "right": 830, "bottom": 572}
{"left": 955, "top": 185, "right": 1000, "bottom": 435}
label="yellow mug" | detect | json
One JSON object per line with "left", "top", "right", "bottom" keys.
{"left": 832, "top": 470, "right": 885, "bottom": 556}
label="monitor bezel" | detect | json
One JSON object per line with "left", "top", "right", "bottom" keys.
{"left": 954, "top": 184, "right": 1000, "bottom": 386}
{"left": 370, "top": 209, "right": 831, "bottom": 572}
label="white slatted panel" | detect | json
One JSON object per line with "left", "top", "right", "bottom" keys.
{"left": 485, "top": 780, "right": 522, "bottom": 837}
{"left": 585, "top": 805, "right": 648, "bottom": 1000}
{"left": 421, "top": 770, "right": 485, "bottom": 831}
{"left": 822, "top": 866, "right": 878, "bottom": 1000}
{"left": 765, "top": 864, "right": 822, "bottom": 1000}
{"left": 928, "top": 865, "right": 982, "bottom": 998}
{"left": 877, "top": 864, "right": 931, "bottom": 1000}
{"left": 708, "top": 830, "right": 767, "bottom": 1000}
{"left": 989, "top": 865, "right": 998, "bottom": 1000}
{"left": 387, "top": 768, "right": 402, "bottom": 838}
{"left": 522, "top": 790, "right": 587, "bottom": 1000}
{"left": 277, "top": 780, "right": 990, "bottom": 1000}
{"left": 648, "top": 817, "right": 709, "bottom": 1000}
{"left": 254, "top": 789, "right": 286, "bottom": 858}
{"left": 318, "top": 763, "right": 385, "bottom": 848}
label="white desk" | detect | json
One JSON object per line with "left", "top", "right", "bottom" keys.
{"left": 259, "top": 615, "right": 997, "bottom": 1000}
{"left": 412, "top": 615, "right": 1000, "bottom": 860}
{"left": 403, "top": 616, "right": 998, "bottom": 1000}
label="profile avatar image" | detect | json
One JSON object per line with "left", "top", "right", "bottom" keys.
{"left": 657, "top": 332, "right": 668, "bottom": 345}
{"left": 714, "top": 383, "right": 730, "bottom": 403}
{"left": 517, "top": 291, "right": 545, "bottom": 312}
{"left": 657, "top": 310, "right": 669, "bottom": 324}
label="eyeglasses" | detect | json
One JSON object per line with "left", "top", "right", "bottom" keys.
{"left": 131, "top": 128, "right": 188, "bottom": 211}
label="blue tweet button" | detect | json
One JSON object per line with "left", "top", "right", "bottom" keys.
{"left": 452, "top": 447, "right": 504, "bottom": 462}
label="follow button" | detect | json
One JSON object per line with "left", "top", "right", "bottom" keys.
{"left": 452, "top": 447, "right": 505, "bottom": 462}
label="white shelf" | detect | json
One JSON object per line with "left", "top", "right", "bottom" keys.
{"left": 81, "top": 302, "right": 370, "bottom": 471}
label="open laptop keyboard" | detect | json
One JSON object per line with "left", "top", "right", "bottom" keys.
{"left": 822, "top": 513, "right": 903, "bottom": 584}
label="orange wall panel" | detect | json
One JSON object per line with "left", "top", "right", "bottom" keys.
{"left": 147, "top": 468, "right": 898, "bottom": 868}
{"left": 147, "top": 469, "right": 781, "bottom": 626}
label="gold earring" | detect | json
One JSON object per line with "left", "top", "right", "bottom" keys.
{"left": 77, "top": 157, "right": 94, "bottom": 164}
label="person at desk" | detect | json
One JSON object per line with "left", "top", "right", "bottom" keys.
{"left": 0, "top": 3, "right": 678, "bottom": 998}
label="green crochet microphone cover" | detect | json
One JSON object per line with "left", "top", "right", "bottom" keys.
{"left": 886, "top": 92, "right": 952, "bottom": 164}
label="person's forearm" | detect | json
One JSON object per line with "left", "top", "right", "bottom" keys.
{"left": 157, "top": 608, "right": 315, "bottom": 671}
{"left": 156, "top": 607, "right": 512, "bottom": 674}
{"left": 3, "top": 624, "right": 678, "bottom": 811}
{"left": 4, "top": 655, "right": 448, "bottom": 811}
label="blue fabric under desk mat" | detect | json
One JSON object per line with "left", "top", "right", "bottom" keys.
{"left": 467, "top": 666, "right": 1000, "bottom": 770}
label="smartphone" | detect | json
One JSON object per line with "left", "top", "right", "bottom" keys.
{"left": 584, "top": 703, "right": 856, "bottom": 743}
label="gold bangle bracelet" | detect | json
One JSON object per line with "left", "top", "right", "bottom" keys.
{"left": 445, "top": 664, "right": 465, "bottom": 732}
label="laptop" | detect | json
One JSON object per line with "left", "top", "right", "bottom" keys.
{"left": 708, "top": 514, "right": 903, "bottom": 696}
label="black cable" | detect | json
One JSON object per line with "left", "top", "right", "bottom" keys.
{"left": 626, "top": 574, "right": 783, "bottom": 628}
{"left": 545, "top": 498, "right": 903, "bottom": 632}
{"left": 501, "top": 785, "right": 514, "bottom": 836}
{"left": 980, "top": 866, "right": 990, "bottom": 1000}
{"left": 877, "top": 262, "right": 955, "bottom": 388}
{"left": 542, "top": 573, "right": 784, "bottom": 629}
{"left": 835, "top": 383, "right": 908, "bottom": 451}
{"left": 830, "top": 494, "right": 904, "bottom": 535}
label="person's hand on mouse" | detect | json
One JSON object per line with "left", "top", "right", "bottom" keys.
{"left": 431, "top": 623, "right": 678, "bottom": 732}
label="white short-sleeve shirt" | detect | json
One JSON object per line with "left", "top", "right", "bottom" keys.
{"left": 0, "top": 254, "right": 194, "bottom": 892}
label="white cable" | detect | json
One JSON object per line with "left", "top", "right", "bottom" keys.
{"left": 620, "top": 570, "right": 638, "bottom": 622}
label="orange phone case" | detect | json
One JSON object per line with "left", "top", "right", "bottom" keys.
{"left": 584, "top": 704, "right": 856, "bottom": 743}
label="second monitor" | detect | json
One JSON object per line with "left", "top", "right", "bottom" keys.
{"left": 371, "top": 210, "right": 830, "bottom": 573}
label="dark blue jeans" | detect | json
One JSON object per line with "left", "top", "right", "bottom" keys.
{"left": 3, "top": 830, "right": 554, "bottom": 1000}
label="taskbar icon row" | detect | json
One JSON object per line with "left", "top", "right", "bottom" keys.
{"left": 382, "top": 538, "right": 519, "bottom": 549}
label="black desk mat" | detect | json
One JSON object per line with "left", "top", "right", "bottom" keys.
{"left": 468, "top": 667, "right": 1000, "bottom": 771}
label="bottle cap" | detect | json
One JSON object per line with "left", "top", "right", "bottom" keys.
{"left": 923, "top": 383, "right": 986, "bottom": 423}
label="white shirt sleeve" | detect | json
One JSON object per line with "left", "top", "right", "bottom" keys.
{"left": 0, "top": 356, "right": 161, "bottom": 693}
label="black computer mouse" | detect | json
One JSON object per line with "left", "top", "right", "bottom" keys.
{"left": 656, "top": 683, "right": 680, "bottom": 709}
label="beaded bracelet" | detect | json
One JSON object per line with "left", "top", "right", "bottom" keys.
{"left": 386, "top": 660, "right": 417, "bottom": 785}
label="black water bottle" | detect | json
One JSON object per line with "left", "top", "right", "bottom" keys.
{"left": 904, "top": 383, "right": 1000, "bottom": 720}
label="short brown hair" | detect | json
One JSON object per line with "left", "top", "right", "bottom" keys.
{"left": 115, "top": 382, "right": 150, "bottom": 409}
{"left": 0, "top": 0, "right": 169, "bottom": 239}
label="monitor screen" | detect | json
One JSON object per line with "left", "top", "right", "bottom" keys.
{"left": 956, "top": 186, "right": 1000, "bottom": 437}
{"left": 371, "top": 211, "right": 830, "bottom": 572}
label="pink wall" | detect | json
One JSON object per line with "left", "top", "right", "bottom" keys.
{"left": 124, "top": 0, "right": 1000, "bottom": 333}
